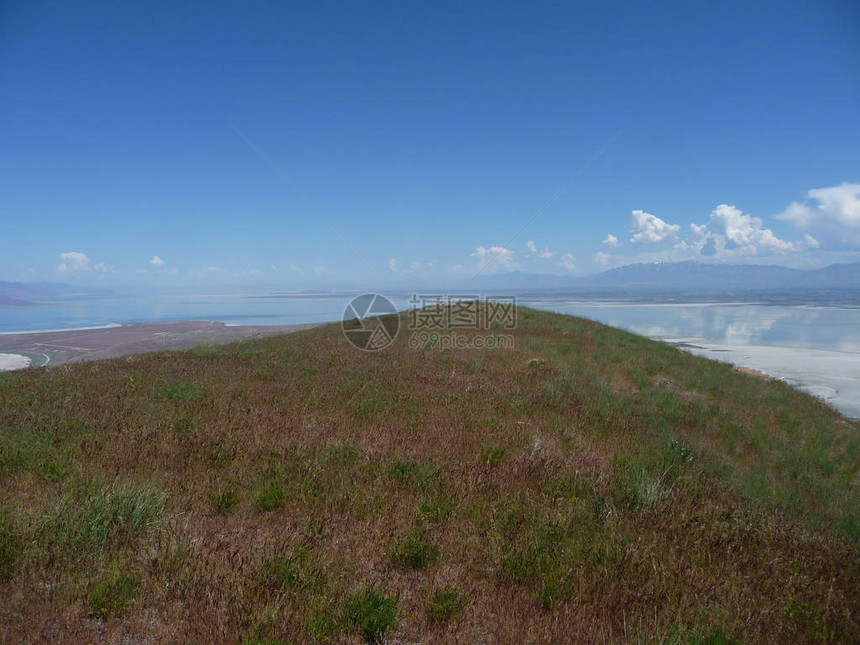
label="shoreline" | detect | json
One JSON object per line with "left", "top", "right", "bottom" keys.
{"left": 674, "top": 341, "right": 860, "bottom": 419}
{"left": 0, "top": 322, "right": 123, "bottom": 335}
{"left": 0, "top": 353, "right": 32, "bottom": 371}
{"left": 0, "top": 319, "right": 323, "bottom": 368}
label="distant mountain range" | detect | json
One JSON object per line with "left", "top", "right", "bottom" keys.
{"left": 471, "top": 261, "right": 860, "bottom": 291}
{"left": 2, "top": 263, "right": 858, "bottom": 308}
{"left": 0, "top": 281, "right": 108, "bottom": 305}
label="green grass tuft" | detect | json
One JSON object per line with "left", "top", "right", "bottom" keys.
{"left": 427, "top": 585, "right": 466, "bottom": 621}
{"left": 88, "top": 569, "right": 140, "bottom": 616}
{"left": 342, "top": 586, "right": 397, "bottom": 644}
{"left": 391, "top": 528, "right": 440, "bottom": 570}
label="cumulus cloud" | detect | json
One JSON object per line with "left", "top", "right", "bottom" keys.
{"left": 525, "top": 240, "right": 556, "bottom": 259}
{"left": 314, "top": 266, "right": 334, "bottom": 275}
{"left": 595, "top": 251, "right": 612, "bottom": 267}
{"left": 682, "top": 204, "right": 815, "bottom": 257}
{"left": 150, "top": 255, "right": 165, "bottom": 266}
{"left": 191, "top": 266, "right": 225, "bottom": 277}
{"left": 560, "top": 253, "right": 577, "bottom": 272}
{"left": 630, "top": 210, "right": 681, "bottom": 245}
{"left": 472, "top": 245, "right": 516, "bottom": 272}
{"left": 602, "top": 234, "right": 620, "bottom": 248}
{"left": 388, "top": 258, "right": 398, "bottom": 271}
{"left": 776, "top": 182, "right": 860, "bottom": 243}
{"left": 620, "top": 203, "right": 817, "bottom": 262}
{"left": 57, "top": 251, "right": 108, "bottom": 274}
{"left": 290, "top": 264, "right": 304, "bottom": 275}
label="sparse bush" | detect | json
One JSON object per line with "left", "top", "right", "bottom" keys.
{"left": 609, "top": 442, "right": 690, "bottom": 509}
{"left": 88, "top": 570, "right": 139, "bottom": 616}
{"left": 0, "top": 422, "right": 80, "bottom": 480}
{"left": 172, "top": 417, "right": 196, "bottom": 434}
{"left": 154, "top": 382, "right": 208, "bottom": 401}
{"left": 418, "top": 494, "right": 454, "bottom": 521}
{"left": 42, "top": 480, "right": 167, "bottom": 558}
{"left": 319, "top": 441, "right": 359, "bottom": 467}
{"left": 308, "top": 609, "right": 340, "bottom": 642}
{"left": 193, "top": 345, "right": 220, "bottom": 357}
{"left": 211, "top": 482, "right": 239, "bottom": 514}
{"left": 481, "top": 444, "right": 507, "bottom": 465}
{"left": 467, "top": 357, "right": 485, "bottom": 372}
{"left": 342, "top": 586, "right": 397, "bottom": 644}
{"left": 392, "top": 529, "right": 440, "bottom": 569}
{"left": 387, "top": 458, "right": 437, "bottom": 490}
{"left": 255, "top": 483, "right": 284, "bottom": 512}
{"left": 207, "top": 437, "right": 238, "bottom": 467}
{"left": 0, "top": 508, "right": 22, "bottom": 581}
{"left": 261, "top": 548, "right": 327, "bottom": 594}
{"left": 428, "top": 585, "right": 466, "bottom": 621}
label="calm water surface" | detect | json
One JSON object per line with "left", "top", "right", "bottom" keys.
{"left": 3, "top": 291, "right": 860, "bottom": 355}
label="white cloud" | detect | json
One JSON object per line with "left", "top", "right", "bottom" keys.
{"left": 290, "top": 264, "right": 304, "bottom": 275}
{"left": 560, "top": 253, "right": 577, "bottom": 272}
{"left": 472, "top": 245, "right": 516, "bottom": 272}
{"left": 683, "top": 204, "right": 813, "bottom": 256}
{"left": 610, "top": 199, "right": 824, "bottom": 266}
{"left": 526, "top": 240, "right": 556, "bottom": 259}
{"left": 388, "top": 259, "right": 398, "bottom": 271}
{"left": 57, "top": 251, "right": 108, "bottom": 274}
{"left": 803, "top": 234, "right": 820, "bottom": 249}
{"left": 602, "top": 234, "right": 619, "bottom": 248}
{"left": 410, "top": 260, "right": 421, "bottom": 270}
{"left": 595, "top": 251, "right": 612, "bottom": 267}
{"left": 135, "top": 268, "right": 148, "bottom": 274}
{"left": 449, "top": 263, "right": 469, "bottom": 274}
{"left": 192, "top": 265, "right": 225, "bottom": 277}
{"left": 630, "top": 210, "right": 681, "bottom": 245}
{"left": 314, "top": 266, "right": 333, "bottom": 275}
{"left": 777, "top": 182, "right": 860, "bottom": 243}
{"left": 150, "top": 255, "right": 165, "bottom": 267}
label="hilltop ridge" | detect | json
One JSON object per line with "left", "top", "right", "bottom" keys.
{"left": 0, "top": 307, "right": 857, "bottom": 643}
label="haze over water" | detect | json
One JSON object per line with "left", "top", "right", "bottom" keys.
{"left": 1, "top": 291, "right": 857, "bottom": 353}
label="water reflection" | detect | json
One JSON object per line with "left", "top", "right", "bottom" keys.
{"left": 517, "top": 301, "right": 860, "bottom": 353}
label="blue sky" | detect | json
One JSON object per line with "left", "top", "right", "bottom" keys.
{"left": 2, "top": 0, "right": 859, "bottom": 288}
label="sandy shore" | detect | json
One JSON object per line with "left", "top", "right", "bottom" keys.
{"left": 0, "top": 353, "right": 31, "bottom": 371}
{"left": 0, "top": 320, "right": 323, "bottom": 368}
{"left": 676, "top": 341, "right": 860, "bottom": 419}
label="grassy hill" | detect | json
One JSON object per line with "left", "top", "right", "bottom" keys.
{"left": 1, "top": 307, "right": 858, "bottom": 643}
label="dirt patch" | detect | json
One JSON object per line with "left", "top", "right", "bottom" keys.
{"left": 732, "top": 365, "right": 775, "bottom": 380}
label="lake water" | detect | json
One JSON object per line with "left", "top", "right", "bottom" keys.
{"left": 4, "top": 291, "right": 859, "bottom": 351}
{"left": 3, "top": 290, "right": 859, "bottom": 417}
{"left": 516, "top": 298, "right": 860, "bottom": 353}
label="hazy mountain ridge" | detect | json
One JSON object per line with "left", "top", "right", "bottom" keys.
{"left": 0, "top": 281, "right": 109, "bottom": 303}
{"left": 472, "top": 261, "right": 860, "bottom": 290}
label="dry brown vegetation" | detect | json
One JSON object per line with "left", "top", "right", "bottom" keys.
{"left": 1, "top": 307, "right": 858, "bottom": 643}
